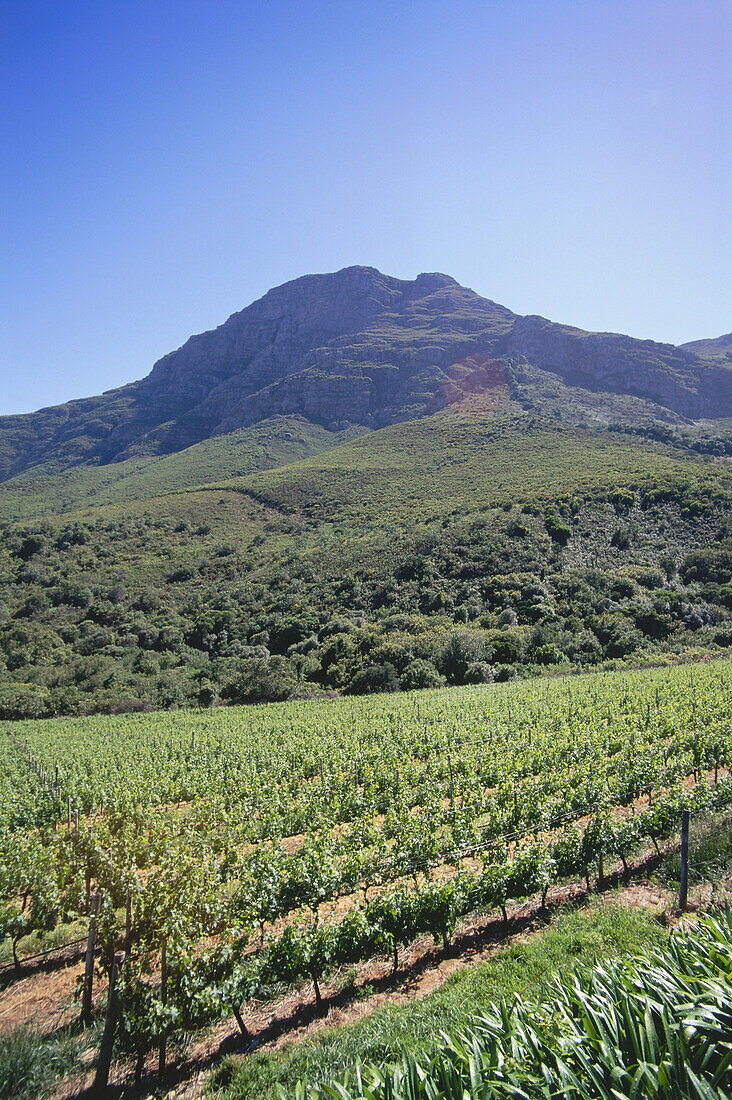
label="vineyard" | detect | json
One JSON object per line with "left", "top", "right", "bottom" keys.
{"left": 1, "top": 658, "right": 732, "bottom": 1092}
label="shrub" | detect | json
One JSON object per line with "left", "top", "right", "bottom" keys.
{"left": 222, "top": 656, "right": 297, "bottom": 703}
{"left": 346, "top": 662, "right": 401, "bottom": 695}
{"left": 0, "top": 683, "right": 50, "bottom": 720}
{"left": 440, "top": 629, "right": 492, "bottom": 684}
{"left": 464, "top": 660, "right": 495, "bottom": 683}
{"left": 681, "top": 545, "right": 732, "bottom": 585}
{"left": 545, "top": 512, "right": 572, "bottom": 545}
{"left": 533, "top": 643, "right": 564, "bottom": 665}
{"left": 400, "top": 659, "right": 444, "bottom": 690}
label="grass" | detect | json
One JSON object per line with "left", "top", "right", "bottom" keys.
{"left": 0, "top": 416, "right": 359, "bottom": 522}
{"left": 207, "top": 900, "right": 667, "bottom": 1100}
{"left": 220, "top": 416, "right": 731, "bottom": 524}
{"left": 2, "top": 414, "right": 728, "bottom": 527}
{"left": 0, "top": 1023, "right": 82, "bottom": 1100}
{"left": 0, "top": 915, "right": 88, "bottom": 969}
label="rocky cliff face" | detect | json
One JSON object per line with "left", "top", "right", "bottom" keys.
{"left": 0, "top": 266, "right": 729, "bottom": 481}
{"left": 500, "top": 317, "right": 732, "bottom": 420}
{"left": 682, "top": 333, "right": 732, "bottom": 362}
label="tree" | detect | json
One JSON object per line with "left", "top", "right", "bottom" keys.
{"left": 440, "top": 629, "right": 492, "bottom": 684}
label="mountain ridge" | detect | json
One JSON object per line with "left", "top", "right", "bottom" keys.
{"left": 1, "top": 265, "right": 729, "bottom": 483}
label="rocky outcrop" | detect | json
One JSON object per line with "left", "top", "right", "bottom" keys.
{"left": 499, "top": 316, "right": 732, "bottom": 420}
{"left": 0, "top": 266, "right": 729, "bottom": 481}
{"left": 682, "top": 333, "right": 732, "bottom": 362}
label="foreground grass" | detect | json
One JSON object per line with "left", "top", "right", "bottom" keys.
{"left": 208, "top": 901, "right": 667, "bottom": 1100}
{"left": 0, "top": 1023, "right": 83, "bottom": 1100}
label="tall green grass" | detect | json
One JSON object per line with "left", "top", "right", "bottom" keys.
{"left": 0, "top": 1025, "right": 80, "bottom": 1100}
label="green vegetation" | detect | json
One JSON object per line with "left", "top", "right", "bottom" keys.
{"left": 1, "top": 271, "right": 731, "bottom": 1098}
{"left": 0, "top": 415, "right": 357, "bottom": 522}
{"left": 0, "top": 417, "right": 729, "bottom": 718}
{"left": 2, "top": 660, "right": 732, "bottom": 1087}
{"left": 286, "top": 909, "right": 732, "bottom": 1100}
{"left": 210, "top": 903, "right": 666, "bottom": 1100}
{"left": 0, "top": 1024, "right": 80, "bottom": 1100}
{"left": 660, "top": 810, "right": 732, "bottom": 893}
{"left": 228, "top": 416, "right": 729, "bottom": 522}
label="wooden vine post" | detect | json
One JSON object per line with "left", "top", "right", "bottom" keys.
{"left": 93, "top": 950, "right": 124, "bottom": 1093}
{"left": 679, "top": 809, "right": 690, "bottom": 912}
{"left": 82, "top": 892, "right": 103, "bottom": 1026}
{"left": 124, "top": 889, "right": 132, "bottom": 954}
{"left": 85, "top": 825, "right": 93, "bottom": 910}
{"left": 158, "top": 936, "right": 168, "bottom": 1084}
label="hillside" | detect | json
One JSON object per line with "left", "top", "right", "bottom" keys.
{"left": 0, "top": 416, "right": 360, "bottom": 522}
{"left": 1, "top": 266, "right": 731, "bottom": 485}
{"left": 0, "top": 412, "right": 730, "bottom": 719}
{"left": 682, "top": 332, "right": 732, "bottom": 361}
{"left": 223, "top": 415, "right": 725, "bottom": 522}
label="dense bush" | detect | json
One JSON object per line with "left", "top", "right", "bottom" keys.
{"left": 0, "top": 487, "right": 729, "bottom": 716}
{"left": 346, "top": 662, "right": 400, "bottom": 695}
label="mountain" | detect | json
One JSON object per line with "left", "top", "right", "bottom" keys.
{"left": 1, "top": 266, "right": 730, "bottom": 483}
{"left": 681, "top": 333, "right": 732, "bottom": 362}
{"left": 1, "top": 266, "right": 730, "bottom": 720}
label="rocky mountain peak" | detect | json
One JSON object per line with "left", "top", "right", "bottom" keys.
{"left": 0, "top": 267, "right": 729, "bottom": 482}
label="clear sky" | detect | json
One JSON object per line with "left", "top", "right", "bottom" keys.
{"left": 1, "top": 0, "right": 730, "bottom": 416}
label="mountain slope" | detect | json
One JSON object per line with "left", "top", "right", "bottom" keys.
{"left": 682, "top": 333, "right": 732, "bottom": 361}
{"left": 502, "top": 315, "right": 731, "bottom": 419}
{"left": 1, "top": 266, "right": 730, "bottom": 483}
{"left": 0, "top": 416, "right": 360, "bottom": 521}
{"left": 0, "top": 413, "right": 729, "bottom": 719}
{"left": 222, "top": 415, "right": 728, "bottom": 523}
{"left": 0, "top": 269, "right": 513, "bottom": 480}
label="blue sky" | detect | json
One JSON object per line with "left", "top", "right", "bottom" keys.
{"left": 1, "top": 0, "right": 730, "bottom": 415}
